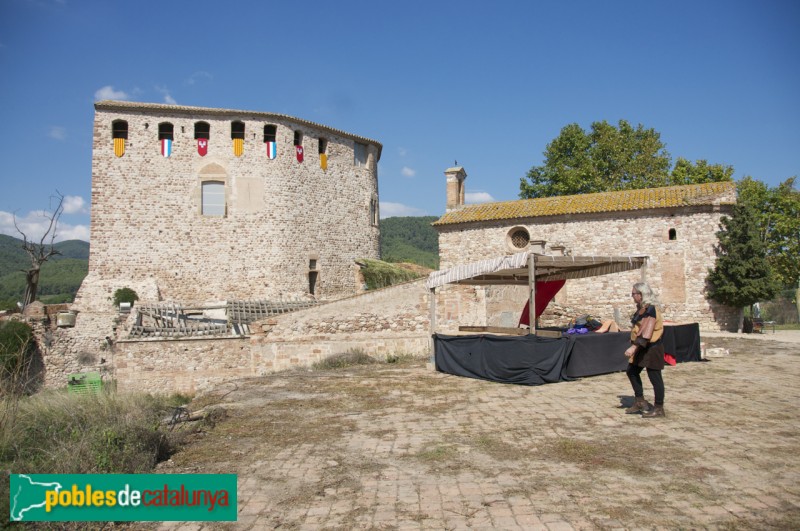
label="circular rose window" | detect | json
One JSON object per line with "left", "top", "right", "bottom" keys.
{"left": 509, "top": 228, "right": 530, "bottom": 249}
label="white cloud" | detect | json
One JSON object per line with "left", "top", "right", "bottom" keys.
{"left": 0, "top": 210, "right": 89, "bottom": 243}
{"left": 48, "top": 126, "right": 66, "bottom": 140}
{"left": 55, "top": 223, "right": 90, "bottom": 242}
{"left": 62, "top": 195, "right": 88, "bottom": 214}
{"left": 185, "top": 71, "right": 213, "bottom": 85}
{"left": 401, "top": 166, "right": 416, "bottom": 178}
{"left": 379, "top": 202, "right": 426, "bottom": 219}
{"left": 94, "top": 85, "right": 129, "bottom": 101}
{"left": 465, "top": 191, "right": 496, "bottom": 204}
{"left": 155, "top": 85, "right": 177, "bottom": 105}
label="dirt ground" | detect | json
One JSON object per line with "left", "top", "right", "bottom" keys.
{"left": 148, "top": 333, "right": 800, "bottom": 530}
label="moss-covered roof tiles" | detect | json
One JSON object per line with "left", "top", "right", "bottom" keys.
{"left": 433, "top": 182, "right": 737, "bottom": 226}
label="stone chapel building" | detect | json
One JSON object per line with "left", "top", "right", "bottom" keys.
{"left": 75, "top": 100, "right": 382, "bottom": 310}
{"left": 432, "top": 166, "right": 740, "bottom": 330}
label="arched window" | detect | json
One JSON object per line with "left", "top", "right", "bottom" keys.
{"left": 263, "top": 125, "right": 277, "bottom": 143}
{"left": 668, "top": 228, "right": 677, "bottom": 241}
{"left": 194, "top": 121, "right": 210, "bottom": 139}
{"left": 264, "top": 125, "right": 277, "bottom": 159}
{"left": 319, "top": 138, "right": 328, "bottom": 170}
{"left": 112, "top": 120, "right": 128, "bottom": 157}
{"left": 112, "top": 120, "right": 128, "bottom": 139}
{"left": 158, "top": 122, "right": 174, "bottom": 158}
{"left": 294, "top": 131, "right": 304, "bottom": 162}
{"left": 231, "top": 121, "right": 245, "bottom": 157}
{"left": 158, "top": 122, "right": 174, "bottom": 140}
{"left": 231, "top": 121, "right": 245, "bottom": 139}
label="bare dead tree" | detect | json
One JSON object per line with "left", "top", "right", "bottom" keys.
{"left": 14, "top": 192, "right": 65, "bottom": 310}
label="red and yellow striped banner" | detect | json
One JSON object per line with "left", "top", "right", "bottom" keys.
{"left": 320, "top": 153, "right": 328, "bottom": 171}
{"left": 233, "top": 138, "right": 243, "bottom": 157}
{"left": 114, "top": 137, "right": 125, "bottom": 157}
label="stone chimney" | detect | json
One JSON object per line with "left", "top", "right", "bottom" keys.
{"left": 445, "top": 166, "right": 467, "bottom": 212}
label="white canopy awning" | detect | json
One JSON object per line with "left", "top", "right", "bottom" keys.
{"left": 426, "top": 251, "right": 648, "bottom": 289}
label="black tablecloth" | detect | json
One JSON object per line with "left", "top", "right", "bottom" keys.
{"left": 563, "top": 332, "right": 630, "bottom": 378}
{"left": 434, "top": 333, "right": 570, "bottom": 385}
{"left": 564, "top": 323, "right": 702, "bottom": 377}
{"left": 662, "top": 323, "right": 702, "bottom": 363}
{"left": 434, "top": 323, "right": 702, "bottom": 385}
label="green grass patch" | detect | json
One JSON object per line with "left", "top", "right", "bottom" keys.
{"left": 358, "top": 258, "right": 422, "bottom": 290}
{"left": 416, "top": 444, "right": 458, "bottom": 462}
{"left": 0, "top": 388, "right": 184, "bottom": 523}
{"left": 313, "top": 349, "right": 378, "bottom": 370}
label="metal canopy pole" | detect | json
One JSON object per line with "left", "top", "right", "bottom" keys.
{"left": 528, "top": 253, "right": 536, "bottom": 335}
{"left": 429, "top": 287, "right": 437, "bottom": 365}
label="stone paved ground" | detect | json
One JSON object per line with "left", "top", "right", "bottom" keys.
{"left": 152, "top": 333, "right": 800, "bottom": 530}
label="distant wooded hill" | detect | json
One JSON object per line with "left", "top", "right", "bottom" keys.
{"left": 0, "top": 234, "right": 90, "bottom": 309}
{"left": 379, "top": 216, "right": 439, "bottom": 269}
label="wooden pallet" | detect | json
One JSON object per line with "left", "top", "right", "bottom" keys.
{"left": 227, "top": 300, "right": 318, "bottom": 324}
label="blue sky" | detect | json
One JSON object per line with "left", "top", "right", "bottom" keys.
{"left": 1, "top": 0, "right": 798, "bottom": 242}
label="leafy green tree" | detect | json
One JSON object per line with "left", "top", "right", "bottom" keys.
{"left": 738, "top": 176, "right": 800, "bottom": 319}
{"left": 670, "top": 158, "right": 734, "bottom": 185}
{"left": 520, "top": 120, "right": 737, "bottom": 199}
{"left": 113, "top": 287, "right": 139, "bottom": 307}
{"left": 707, "top": 202, "right": 780, "bottom": 332}
{"left": 519, "top": 120, "right": 672, "bottom": 198}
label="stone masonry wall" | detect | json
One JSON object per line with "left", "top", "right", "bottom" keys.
{"left": 437, "top": 207, "right": 740, "bottom": 331}
{"left": 40, "top": 280, "right": 487, "bottom": 394}
{"left": 77, "top": 104, "right": 380, "bottom": 311}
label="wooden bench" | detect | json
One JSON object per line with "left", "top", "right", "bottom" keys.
{"left": 752, "top": 318, "right": 776, "bottom": 334}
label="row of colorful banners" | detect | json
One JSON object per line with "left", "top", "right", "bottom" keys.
{"left": 114, "top": 139, "right": 327, "bottom": 169}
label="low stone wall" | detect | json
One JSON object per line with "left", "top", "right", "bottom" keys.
{"left": 106, "top": 280, "right": 455, "bottom": 394}
{"left": 112, "top": 336, "right": 251, "bottom": 394}
{"left": 30, "top": 279, "right": 488, "bottom": 394}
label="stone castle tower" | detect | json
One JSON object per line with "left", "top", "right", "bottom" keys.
{"left": 76, "top": 100, "right": 382, "bottom": 309}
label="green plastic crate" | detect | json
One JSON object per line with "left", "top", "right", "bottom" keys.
{"left": 67, "top": 372, "right": 102, "bottom": 395}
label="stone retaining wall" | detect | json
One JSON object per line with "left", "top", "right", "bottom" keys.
{"left": 32, "top": 280, "right": 490, "bottom": 394}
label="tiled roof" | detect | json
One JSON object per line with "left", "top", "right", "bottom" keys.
{"left": 433, "top": 181, "right": 737, "bottom": 226}
{"left": 94, "top": 100, "right": 382, "bottom": 160}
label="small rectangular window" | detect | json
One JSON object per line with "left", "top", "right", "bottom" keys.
{"left": 354, "top": 142, "right": 367, "bottom": 166}
{"left": 370, "top": 198, "right": 379, "bottom": 226}
{"left": 201, "top": 181, "right": 225, "bottom": 216}
{"left": 318, "top": 138, "right": 327, "bottom": 154}
{"left": 294, "top": 131, "right": 303, "bottom": 146}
